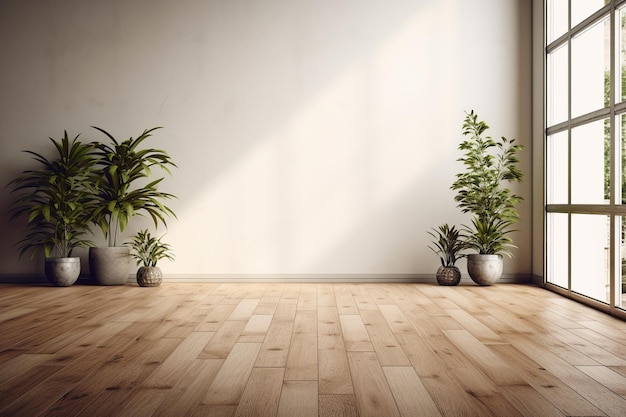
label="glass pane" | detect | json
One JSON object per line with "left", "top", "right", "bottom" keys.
{"left": 547, "top": 213, "right": 569, "bottom": 289}
{"left": 621, "top": 115, "right": 626, "bottom": 204}
{"left": 571, "top": 119, "right": 609, "bottom": 204}
{"left": 547, "top": 0, "right": 569, "bottom": 43}
{"left": 571, "top": 17, "right": 610, "bottom": 118}
{"left": 547, "top": 131, "right": 569, "bottom": 204}
{"left": 547, "top": 44, "right": 569, "bottom": 126}
{"left": 620, "top": 6, "right": 626, "bottom": 103}
{"left": 571, "top": 0, "right": 607, "bottom": 28}
{"left": 571, "top": 214, "right": 610, "bottom": 304}
{"left": 615, "top": 217, "right": 626, "bottom": 308}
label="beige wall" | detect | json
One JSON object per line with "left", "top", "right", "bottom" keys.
{"left": 0, "top": 0, "right": 534, "bottom": 281}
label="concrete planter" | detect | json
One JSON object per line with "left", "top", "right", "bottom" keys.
{"left": 89, "top": 246, "right": 131, "bottom": 285}
{"left": 44, "top": 257, "right": 80, "bottom": 286}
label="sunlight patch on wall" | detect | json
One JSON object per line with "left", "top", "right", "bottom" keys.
{"left": 163, "top": 1, "right": 461, "bottom": 275}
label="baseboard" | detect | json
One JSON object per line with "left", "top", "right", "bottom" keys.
{"left": 0, "top": 272, "right": 533, "bottom": 285}
{"left": 530, "top": 273, "right": 544, "bottom": 286}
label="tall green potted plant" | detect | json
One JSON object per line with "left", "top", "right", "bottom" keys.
{"left": 88, "top": 127, "right": 177, "bottom": 285}
{"left": 7, "top": 132, "right": 98, "bottom": 286}
{"left": 450, "top": 110, "right": 524, "bottom": 285}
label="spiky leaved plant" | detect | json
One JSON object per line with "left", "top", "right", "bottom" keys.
{"left": 8, "top": 132, "right": 98, "bottom": 258}
{"left": 427, "top": 223, "right": 466, "bottom": 267}
{"left": 90, "top": 127, "right": 177, "bottom": 246}
{"left": 128, "top": 229, "right": 174, "bottom": 267}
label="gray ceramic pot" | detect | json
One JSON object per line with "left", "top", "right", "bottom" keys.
{"left": 89, "top": 246, "right": 131, "bottom": 285}
{"left": 45, "top": 257, "right": 80, "bottom": 286}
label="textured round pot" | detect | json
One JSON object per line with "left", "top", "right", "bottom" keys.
{"left": 136, "top": 266, "right": 163, "bottom": 287}
{"left": 436, "top": 265, "right": 461, "bottom": 286}
{"left": 467, "top": 254, "right": 503, "bottom": 286}
{"left": 89, "top": 246, "right": 131, "bottom": 285}
{"left": 45, "top": 257, "right": 80, "bottom": 286}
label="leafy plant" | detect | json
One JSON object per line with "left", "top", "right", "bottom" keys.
{"left": 90, "top": 127, "right": 177, "bottom": 246}
{"left": 427, "top": 223, "right": 466, "bottom": 267}
{"left": 450, "top": 110, "right": 524, "bottom": 256}
{"left": 128, "top": 229, "right": 174, "bottom": 267}
{"left": 7, "top": 132, "right": 98, "bottom": 258}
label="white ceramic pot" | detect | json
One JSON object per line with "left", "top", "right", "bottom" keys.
{"left": 467, "top": 254, "right": 503, "bottom": 286}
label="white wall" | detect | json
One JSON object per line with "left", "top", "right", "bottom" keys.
{"left": 0, "top": 0, "right": 533, "bottom": 280}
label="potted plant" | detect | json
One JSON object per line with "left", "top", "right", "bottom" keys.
{"left": 450, "top": 110, "right": 524, "bottom": 285}
{"left": 7, "top": 132, "right": 98, "bottom": 286}
{"left": 88, "top": 126, "right": 177, "bottom": 285}
{"left": 128, "top": 229, "right": 174, "bottom": 287}
{"left": 427, "top": 223, "right": 465, "bottom": 286}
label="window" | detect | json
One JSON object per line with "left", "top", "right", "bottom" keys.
{"left": 545, "top": 0, "right": 626, "bottom": 312}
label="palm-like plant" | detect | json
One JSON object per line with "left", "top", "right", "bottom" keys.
{"left": 450, "top": 110, "right": 524, "bottom": 257}
{"left": 90, "top": 127, "right": 177, "bottom": 246}
{"left": 128, "top": 229, "right": 174, "bottom": 267}
{"left": 427, "top": 224, "right": 466, "bottom": 267}
{"left": 8, "top": 132, "right": 97, "bottom": 258}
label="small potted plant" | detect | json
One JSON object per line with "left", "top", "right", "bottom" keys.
{"left": 428, "top": 223, "right": 466, "bottom": 286}
{"left": 450, "top": 110, "right": 524, "bottom": 285}
{"left": 7, "top": 132, "right": 98, "bottom": 286}
{"left": 128, "top": 229, "right": 174, "bottom": 287}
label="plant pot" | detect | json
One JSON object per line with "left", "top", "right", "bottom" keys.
{"left": 44, "top": 257, "right": 80, "bottom": 286}
{"left": 136, "top": 266, "right": 163, "bottom": 287}
{"left": 436, "top": 265, "right": 461, "bottom": 286}
{"left": 89, "top": 246, "right": 131, "bottom": 285}
{"left": 467, "top": 254, "right": 503, "bottom": 286}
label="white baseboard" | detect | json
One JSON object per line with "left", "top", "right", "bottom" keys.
{"left": 0, "top": 273, "right": 532, "bottom": 285}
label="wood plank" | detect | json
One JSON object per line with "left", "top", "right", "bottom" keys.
{"left": 285, "top": 311, "right": 317, "bottom": 380}
{"left": 347, "top": 351, "right": 400, "bottom": 417}
{"left": 444, "top": 329, "right": 526, "bottom": 386}
{"left": 360, "top": 309, "right": 410, "bottom": 366}
{"left": 238, "top": 314, "right": 273, "bottom": 343}
{"left": 255, "top": 318, "right": 294, "bottom": 368}
{"left": 194, "top": 303, "right": 237, "bottom": 332}
{"left": 233, "top": 367, "right": 284, "bottom": 417}
{"left": 318, "top": 395, "right": 359, "bottom": 417}
{"left": 576, "top": 365, "right": 626, "bottom": 396}
{"left": 498, "top": 385, "right": 568, "bottom": 417}
{"left": 383, "top": 366, "right": 442, "bottom": 417}
{"left": 203, "top": 343, "right": 262, "bottom": 405}
{"left": 277, "top": 380, "right": 318, "bottom": 417}
{"left": 340, "top": 315, "right": 373, "bottom": 352}
{"left": 318, "top": 306, "right": 353, "bottom": 394}
{"left": 198, "top": 320, "right": 246, "bottom": 359}
{"left": 228, "top": 299, "right": 260, "bottom": 321}
{"left": 490, "top": 343, "right": 605, "bottom": 416}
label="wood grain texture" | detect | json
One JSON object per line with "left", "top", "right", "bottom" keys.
{"left": 2, "top": 283, "right": 626, "bottom": 416}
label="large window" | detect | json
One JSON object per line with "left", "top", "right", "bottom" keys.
{"left": 545, "top": 0, "right": 626, "bottom": 314}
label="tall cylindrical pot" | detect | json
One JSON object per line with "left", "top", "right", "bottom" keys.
{"left": 89, "top": 246, "right": 131, "bottom": 285}
{"left": 467, "top": 254, "right": 503, "bottom": 286}
{"left": 45, "top": 257, "right": 81, "bottom": 286}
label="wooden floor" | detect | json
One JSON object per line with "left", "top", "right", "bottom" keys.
{"left": 2, "top": 283, "right": 626, "bottom": 417}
